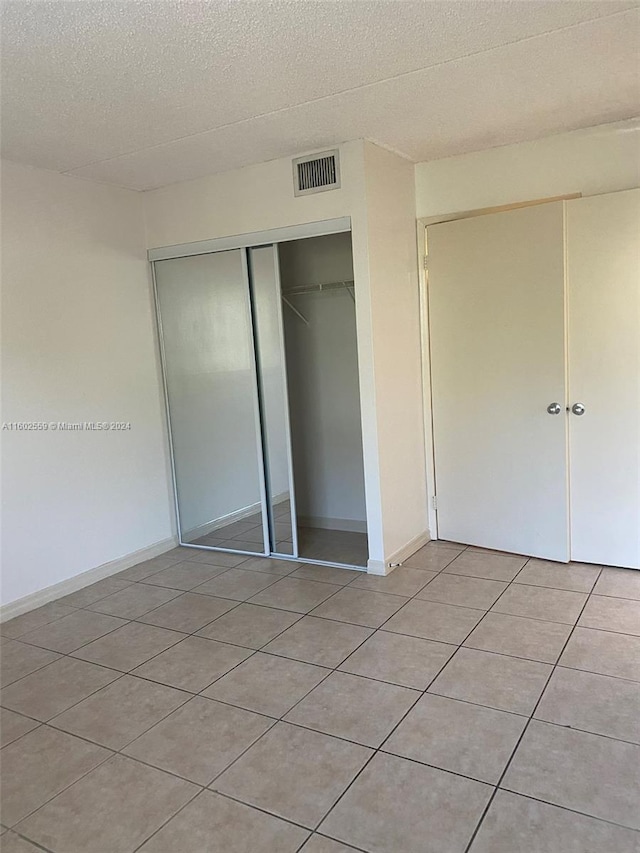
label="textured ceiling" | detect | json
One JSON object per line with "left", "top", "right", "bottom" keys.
{"left": 2, "top": 0, "right": 639, "bottom": 190}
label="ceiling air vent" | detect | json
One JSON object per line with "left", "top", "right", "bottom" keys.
{"left": 293, "top": 150, "right": 340, "bottom": 196}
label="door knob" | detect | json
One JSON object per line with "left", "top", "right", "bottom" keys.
{"left": 547, "top": 403, "right": 562, "bottom": 415}
{"left": 572, "top": 403, "right": 586, "bottom": 416}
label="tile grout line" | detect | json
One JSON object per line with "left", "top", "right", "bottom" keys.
{"left": 3, "top": 628, "right": 217, "bottom": 832}
{"left": 5, "top": 549, "right": 456, "bottom": 843}
{"left": 3, "top": 546, "right": 571, "bottom": 648}
{"left": 34, "top": 647, "right": 635, "bottom": 807}
{"left": 6, "top": 739, "right": 116, "bottom": 835}
{"left": 6, "top": 644, "right": 632, "bottom": 840}
{"left": 4, "top": 569, "right": 374, "bottom": 844}
{"left": 4, "top": 553, "right": 636, "bottom": 700}
{"left": 453, "top": 553, "right": 585, "bottom": 848}
{"left": 2, "top": 589, "right": 310, "bottom": 747}
{"left": 4, "top": 547, "right": 638, "bottom": 849}
{"left": 118, "top": 618, "right": 351, "bottom": 790}
{"left": 461, "top": 563, "right": 605, "bottom": 853}
{"left": 467, "top": 784, "right": 640, "bottom": 834}
{"left": 122, "top": 585, "right": 405, "bottom": 845}
{"left": 307, "top": 564, "right": 498, "bottom": 844}
{"left": 441, "top": 556, "right": 556, "bottom": 667}
{"left": 3, "top": 567, "right": 375, "bottom": 717}
{"left": 295, "top": 832, "right": 369, "bottom": 853}
{"left": 129, "top": 785, "right": 205, "bottom": 853}
{"left": 3, "top": 827, "right": 56, "bottom": 853}
{"left": 4, "top": 555, "right": 637, "bottom": 731}
{"left": 15, "top": 696, "right": 637, "bottom": 849}
{"left": 7, "top": 588, "right": 635, "bottom": 784}
{"left": 4, "top": 573, "right": 304, "bottom": 684}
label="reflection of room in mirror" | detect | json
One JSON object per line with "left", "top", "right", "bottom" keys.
{"left": 249, "top": 246, "right": 298, "bottom": 558}
{"left": 154, "top": 249, "right": 269, "bottom": 558}
{"left": 191, "top": 504, "right": 294, "bottom": 553}
{"left": 190, "top": 510, "right": 265, "bottom": 550}
{"left": 272, "top": 499, "right": 294, "bottom": 553}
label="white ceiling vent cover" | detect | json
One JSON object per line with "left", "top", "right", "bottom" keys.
{"left": 293, "top": 150, "right": 340, "bottom": 196}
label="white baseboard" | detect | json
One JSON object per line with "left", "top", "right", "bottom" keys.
{"left": 367, "top": 529, "right": 431, "bottom": 576}
{"left": 0, "top": 536, "right": 179, "bottom": 623}
{"left": 366, "top": 558, "right": 388, "bottom": 576}
{"left": 298, "top": 515, "right": 367, "bottom": 534}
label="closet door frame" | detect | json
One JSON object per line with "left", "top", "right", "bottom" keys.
{"left": 148, "top": 218, "right": 352, "bottom": 262}
{"left": 151, "top": 250, "right": 270, "bottom": 557}
{"left": 241, "top": 248, "right": 272, "bottom": 556}
{"left": 150, "top": 217, "right": 369, "bottom": 569}
{"left": 247, "top": 244, "right": 300, "bottom": 559}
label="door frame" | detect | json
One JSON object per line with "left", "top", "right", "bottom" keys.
{"left": 246, "top": 244, "right": 301, "bottom": 561}
{"left": 150, "top": 217, "right": 370, "bottom": 571}
{"left": 148, "top": 217, "right": 352, "bottom": 261}
{"left": 416, "top": 193, "right": 580, "bottom": 544}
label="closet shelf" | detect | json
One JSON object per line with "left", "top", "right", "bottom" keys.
{"left": 282, "top": 280, "right": 356, "bottom": 325}
{"left": 284, "top": 279, "right": 355, "bottom": 296}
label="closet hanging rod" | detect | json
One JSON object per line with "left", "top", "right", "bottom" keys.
{"left": 284, "top": 279, "right": 355, "bottom": 296}
{"left": 282, "top": 279, "right": 355, "bottom": 325}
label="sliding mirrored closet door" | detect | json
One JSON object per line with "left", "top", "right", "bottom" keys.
{"left": 154, "top": 250, "right": 268, "bottom": 554}
{"left": 152, "top": 228, "right": 369, "bottom": 569}
{"left": 248, "top": 245, "right": 298, "bottom": 556}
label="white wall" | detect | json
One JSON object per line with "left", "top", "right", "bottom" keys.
{"left": 363, "top": 142, "right": 429, "bottom": 562}
{"left": 1, "top": 161, "right": 175, "bottom": 606}
{"left": 279, "top": 230, "right": 355, "bottom": 287}
{"left": 279, "top": 233, "right": 367, "bottom": 530}
{"left": 144, "top": 141, "right": 367, "bottom": 249}
{"left": 416, "top": 119, "right": 640, "bottom": 218}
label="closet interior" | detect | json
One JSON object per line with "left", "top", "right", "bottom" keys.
{"left": 152, "top": 227, "right": 369, "bottom": 570}
{"left": 279, "top": 233, "right": 368, "bottom": 566}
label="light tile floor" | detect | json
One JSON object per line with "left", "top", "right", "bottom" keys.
{"left": 1, "top": 542, "right": 639, "bottom": 852}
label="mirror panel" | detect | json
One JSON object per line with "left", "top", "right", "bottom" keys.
{"left": 248, "top": 246, "right": 297, "bottom": 555}
{"left": 154, "top": 250, "right": 268, "bottom": 553}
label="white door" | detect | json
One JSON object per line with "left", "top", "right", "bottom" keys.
{"left": 427, "top": 203, "right": 569, "bottom": 560}
{"left": 567, "top": 189, "right": 640, "bottom": 569}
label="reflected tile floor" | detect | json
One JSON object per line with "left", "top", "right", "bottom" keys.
{"left": 1, "top": 543, "right": 639, "bottom": 852}
{"left": 189, "top": 510, "right": 369, "bottom": 569}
